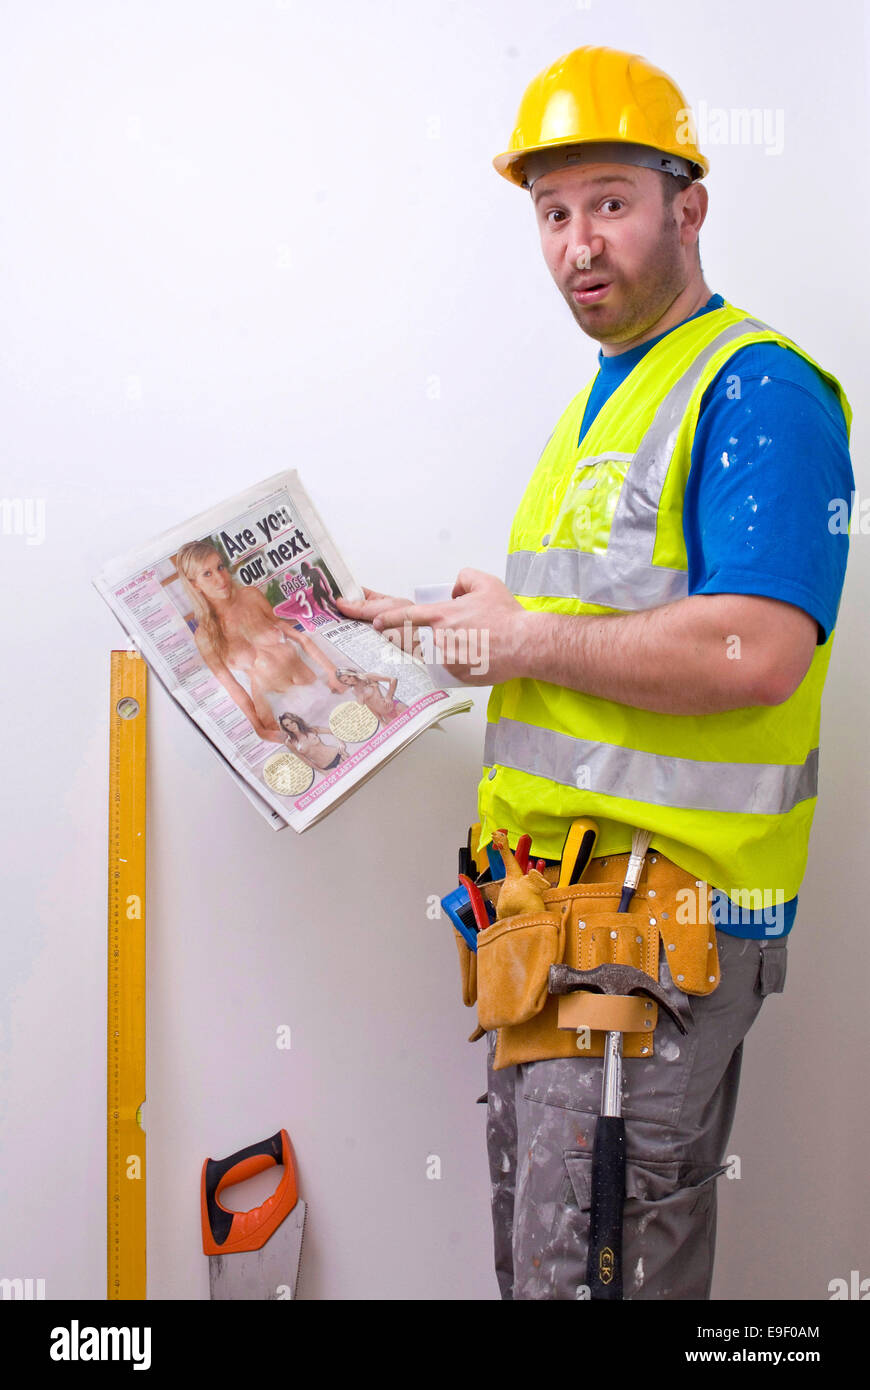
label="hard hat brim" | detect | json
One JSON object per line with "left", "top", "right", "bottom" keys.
{"left": 493, "top": 136, "right": 709, "bottom": 187}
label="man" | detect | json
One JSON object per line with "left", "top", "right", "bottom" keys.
{"left": 336, "top": 46, "right": 853, "bottom": 1299}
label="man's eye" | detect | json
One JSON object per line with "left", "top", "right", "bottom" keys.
{"left": 599, "top": 199, "right": 624, "bottom": 214}
{"left": 546, "top": 208, "right": 567, "bottom": 224}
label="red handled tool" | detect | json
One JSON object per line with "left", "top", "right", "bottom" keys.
{"left": 458, "top": 873, "right": 492, "bottom": 933}
{"left": 515, "top": 834, "right": 532, "bottom": 874}
{"left": 201, "top": 1128, "right": 306, "bottom": 1300}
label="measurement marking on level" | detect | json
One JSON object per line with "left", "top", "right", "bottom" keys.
{"left": 107, "top": 650, "right": 147, "bottom": 1301}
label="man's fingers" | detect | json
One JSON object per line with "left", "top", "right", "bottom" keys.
{"left": 335, "top": 588, "right": 388, "bottom": 613}
{"left": 372, "top": 605, "right": 405, "bottom": 631}
{"left": 335, "top": 590, "right": 413, "bottom": 623}
{"left": 452, "top": 566, "right": 490, "bottom": 597}
{"left": 372, "top": 602, "right": 445, "bottom": 632}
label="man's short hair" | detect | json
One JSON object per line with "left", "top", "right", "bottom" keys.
{"left": 660, "top": 171, "right": 692, "bottom": 206}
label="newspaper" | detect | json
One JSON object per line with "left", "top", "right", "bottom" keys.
{"left": 94, "top": 470, "right": 473, "bottom": 830}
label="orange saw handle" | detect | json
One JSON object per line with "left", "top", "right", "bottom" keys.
{"left": 201, "top": 1127, "right": 299, "bottom": 1256}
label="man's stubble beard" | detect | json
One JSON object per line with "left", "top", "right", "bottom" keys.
{"left": 563, "top": 216, "right": 690, "bottom": 347}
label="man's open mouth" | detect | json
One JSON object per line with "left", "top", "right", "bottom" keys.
{"left": 573, "top": 282, "right": 611, "bottom": 303}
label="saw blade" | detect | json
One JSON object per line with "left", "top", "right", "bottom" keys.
{"left": 209, "top": 1199, "right": 306, "bottom": 1301}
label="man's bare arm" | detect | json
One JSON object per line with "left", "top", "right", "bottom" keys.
{"left": 352, "top": 570, "right": 819, "bottom": 714}
{"left": 511, "top": 592, "right": 818, "bottom": 714}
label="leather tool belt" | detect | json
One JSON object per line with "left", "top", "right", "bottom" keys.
{"left": 453, "top": 846, "right": 719, "bottom": 1071}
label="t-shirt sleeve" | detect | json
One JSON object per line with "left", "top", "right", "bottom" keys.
{"left": 683, "top": 345, "right": 854, "bottom": 644}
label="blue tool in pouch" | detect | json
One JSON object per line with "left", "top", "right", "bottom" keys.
{"left": 441, "top": 883, "right": 495, "bottom": 952}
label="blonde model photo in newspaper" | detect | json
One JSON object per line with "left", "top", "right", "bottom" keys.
{"left": 335, "top": 669, "right": 408, "bottom": 726}
{"left": 175, "top": 538, "right": 348, "bottom": 742}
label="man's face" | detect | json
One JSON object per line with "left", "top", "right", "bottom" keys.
{"left": 531, "top": 162, "right": 698, "bottom": 349}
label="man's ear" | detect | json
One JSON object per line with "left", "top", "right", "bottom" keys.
{"left": 681, "top": 181, "right": 708, "bottom": 249}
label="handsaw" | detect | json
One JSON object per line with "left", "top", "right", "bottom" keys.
{"left": 201, "top": 1128, "right": 306, "bottom": 1300}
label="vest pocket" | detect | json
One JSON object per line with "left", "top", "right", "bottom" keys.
{"left": 477, "top": 910, "right": 565, "bottom": 1030}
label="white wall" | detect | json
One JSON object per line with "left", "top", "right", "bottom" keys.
{"left": 1, "top": 0, "right": 868, "bottom": 1300}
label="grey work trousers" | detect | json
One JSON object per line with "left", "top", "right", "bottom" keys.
{"left": 485, "top": 929, "right": 788, "bottom": 1300}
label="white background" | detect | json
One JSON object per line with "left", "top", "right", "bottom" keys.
{"left": 1, "top": 0, "right": 868, "bottom": 1301}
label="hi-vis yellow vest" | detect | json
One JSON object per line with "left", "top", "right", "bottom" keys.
{"left": 477, "top": 301, "right": 852, "bottom": 905}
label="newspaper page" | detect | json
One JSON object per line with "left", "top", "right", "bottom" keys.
{"left": 94, "top": 470, "right": 473, "bottom": 831}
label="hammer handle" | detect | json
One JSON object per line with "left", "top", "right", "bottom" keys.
{"left": 587, "top": 1116, "right": 626, "bottom": 1300}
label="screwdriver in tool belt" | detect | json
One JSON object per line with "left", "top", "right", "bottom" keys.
{"left": 558, "top": 818, "right": 600, "bottom": 888}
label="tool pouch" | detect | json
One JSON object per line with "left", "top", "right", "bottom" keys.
{"left": 482, "top": 850, "right": 720, "bottom": 1069}
{"left": 476, "top": 908, "right": 566, "bottom": 1030}
{"left": 453, "top": 928, "right": 477, "bottom": 1008}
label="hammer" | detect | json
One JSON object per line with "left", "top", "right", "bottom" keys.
{"left": 549, "top": 962, "right": 689, "bottom": 1300}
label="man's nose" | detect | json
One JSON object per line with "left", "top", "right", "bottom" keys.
{"left": 568, "top": 228, "right": 605, "bottom": 270}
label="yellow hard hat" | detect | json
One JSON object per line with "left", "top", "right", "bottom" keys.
{"left": 493, "top": 45, "right": 709, "bottom": 189}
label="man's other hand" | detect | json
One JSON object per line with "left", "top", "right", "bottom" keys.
{"left": 335, "top": 588, "right": 422, "bottom": 658}
{"left": 359, "top": 568, "right": 526, "bottom": 684}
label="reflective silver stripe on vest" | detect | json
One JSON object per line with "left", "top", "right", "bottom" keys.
{"left": 508, "top": 316, "right": 772, "bottom": 610}
{"left": 507, "top": 545, "right": 688, "bottom": 609}
{"left": 483, "top": 719, "right": 817, "bottom": 815}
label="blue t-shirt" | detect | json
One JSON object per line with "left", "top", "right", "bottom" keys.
{"left": 577, "top": 294, "right": 853, "bottom": 938}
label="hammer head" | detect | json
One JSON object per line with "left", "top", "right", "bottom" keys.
{"left": 548, "top": 962, "right": 691, "bottom": 1035}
